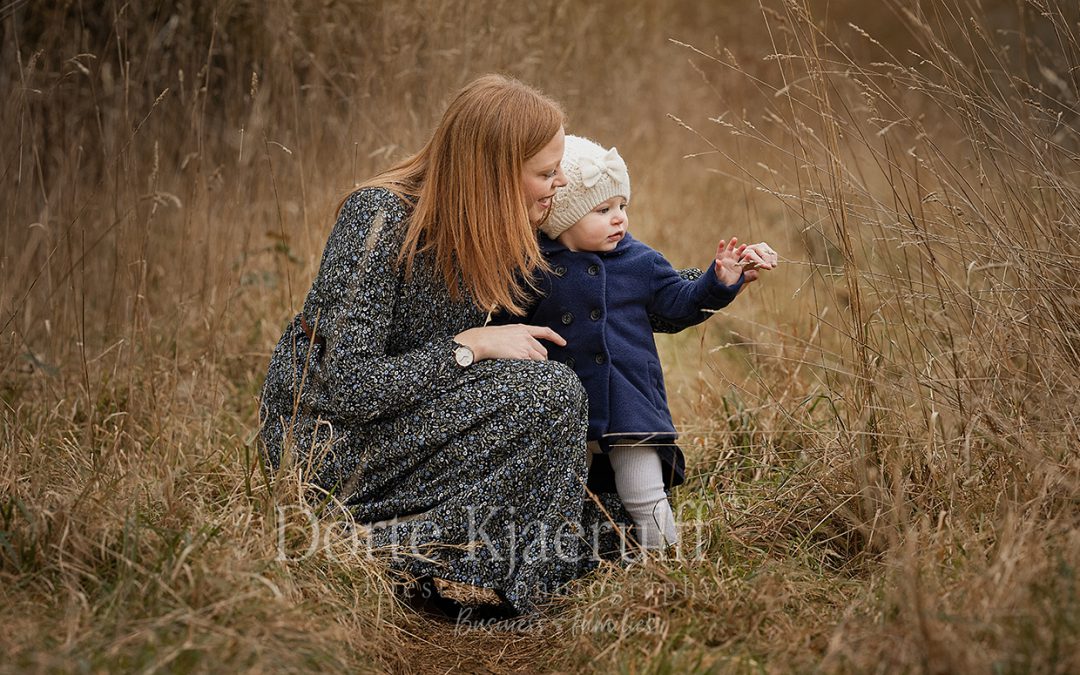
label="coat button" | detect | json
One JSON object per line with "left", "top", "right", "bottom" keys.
{"left": 565, "top": 356, "right": 575, "bottom": 368}
{"left": 561, "top": 312, "right": 574, "bottom": 325}
{"left": 587, "top": 264, "right": 600, "bottom": 276}
{"left": 594, "top": 353, "right": 606, "bottom": 365}
{"left": 554, "top": 265, "right": 567, "bottom": 277}
{"left": 590, "top": 309, "right": 602, "bottom": 321}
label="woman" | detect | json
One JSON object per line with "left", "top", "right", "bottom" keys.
{"left": 259, "top": 74, "right": 601, "bottom": 617}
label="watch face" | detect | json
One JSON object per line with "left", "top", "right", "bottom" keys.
{"left": 454, "top": 345, "right": 474, "bottom": 367}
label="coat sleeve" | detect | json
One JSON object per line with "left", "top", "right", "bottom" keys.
{"left": 649, "top": 268, "right": 700, "bottom": 333}
{"left": 646, "top": 252, "right": 744, "bottom": 332}
{"left": 299, "top": 188, "right": 466, "bottom": 424}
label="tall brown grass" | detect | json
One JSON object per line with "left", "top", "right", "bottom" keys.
{"left": 2, "top": 0, "right": 1077, "bottom": 672}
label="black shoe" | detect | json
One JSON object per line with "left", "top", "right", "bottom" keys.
{"left": 400, "top": 576, "right": 519, "bottom": 625}
{"left": 452, "top": 595, "right": 519, "bottom": 626}
{"left": 399, "top": 575, "right": 468, "bottom": 619}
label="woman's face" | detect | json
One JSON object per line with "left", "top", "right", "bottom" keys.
{"left": 521, "top": 127, "right": 567, "bottom": 226}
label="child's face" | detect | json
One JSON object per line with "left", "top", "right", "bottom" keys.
{"left": 557, "top": 196, "right": 629, "bottom": 252}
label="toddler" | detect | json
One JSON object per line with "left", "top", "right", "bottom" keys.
{"left": 495, "top": 135, "right": 777, "bottom": 550}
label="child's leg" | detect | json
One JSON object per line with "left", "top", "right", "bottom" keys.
{"left": 608, "top": 444, "right": 679, "bottom": 549}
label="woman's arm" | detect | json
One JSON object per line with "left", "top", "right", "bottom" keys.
{"left": 299, "top": 189, "right": 469, "bottom": 424}
{"left": 300, "top": 189, "right": 566, "bottom": 422}
{"left": 476, "top": 272, "right": 564, "bottom": 360}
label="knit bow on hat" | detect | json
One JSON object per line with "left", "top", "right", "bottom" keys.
{"left": 539, "top": 135, "right": 633, "bottom": 240}
{"left": 578, "top": 147, "right": 629, "bottom": 189}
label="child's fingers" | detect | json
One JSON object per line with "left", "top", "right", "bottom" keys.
{"left": 715, "top": 238, "right": 747, "bottom": 259}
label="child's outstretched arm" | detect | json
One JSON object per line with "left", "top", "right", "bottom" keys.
{"left": 647, "top": 251, "right": 743, "bottom": 330}
{"left": 648, "top": 267, "right": 706, "bottom": 333}
{"left": 648, "top": 237, "right": 779, "bottom": 332}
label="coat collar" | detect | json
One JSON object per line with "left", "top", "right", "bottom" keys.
{"left": 538, "top": 231, "right": 635, "bottom": 258}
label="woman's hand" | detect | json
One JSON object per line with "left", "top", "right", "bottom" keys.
{"left": 455, "top": 324, "right": 567, "bottom": 361}
{"left": 738, "top": 241, "right": 779, "bottom": 284}
{"left": 714, "top": 237, "right": 778, "bottom": 286}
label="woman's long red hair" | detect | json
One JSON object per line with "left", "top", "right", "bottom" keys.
{"left": 361, "top": 74, "right": 564, "bottom": 314}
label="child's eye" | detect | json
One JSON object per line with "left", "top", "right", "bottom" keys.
{"left": 598, "top": 207, "right": 609, "bottom": 214}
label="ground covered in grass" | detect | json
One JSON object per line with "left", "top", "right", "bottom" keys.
{"left": 3, "top": 1, "right": 1079, "bottom": 672}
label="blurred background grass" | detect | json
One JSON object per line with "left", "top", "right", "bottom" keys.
{"left": 2, "top": 0, "right": 1078, "bottom": 672}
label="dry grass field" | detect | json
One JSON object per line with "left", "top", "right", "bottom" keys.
{"left": 2, "top": 0, "right": 1078, "bottom": 672}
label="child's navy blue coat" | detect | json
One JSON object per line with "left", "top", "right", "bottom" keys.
{"left": 491, "top": 232, "right": 743, "bottom": 493}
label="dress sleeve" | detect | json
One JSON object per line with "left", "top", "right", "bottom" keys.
{"left": 300, "top": 189, "right": 465, "bottom": 424}
{"left": 646, "top": 253, "right": 744, "bottom": 332}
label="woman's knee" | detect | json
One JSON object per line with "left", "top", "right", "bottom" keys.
{"left": 518, "top": 359, "right": 587, "bottom": 415}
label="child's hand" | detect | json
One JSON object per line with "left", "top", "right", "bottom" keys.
{"left": 714, "top": 238, "right": 747, "bottom": 286}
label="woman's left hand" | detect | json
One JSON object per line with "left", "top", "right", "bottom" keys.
{"left": 733, "top": 240, "right": 779, "bottom": 285}
{"left": 714, "top": 237, "right": 779, "bottom": 286}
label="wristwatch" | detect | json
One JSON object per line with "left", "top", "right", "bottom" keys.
{"left": 452, "top": 341, "right": 475, "bottom": 368}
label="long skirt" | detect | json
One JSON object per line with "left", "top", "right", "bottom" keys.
{"left": 261, "top": 345, "right": 632, "bottom": 614}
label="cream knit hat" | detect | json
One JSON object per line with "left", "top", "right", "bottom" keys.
{"left": 541, "top": 134, "right": 631, "bottom": 240}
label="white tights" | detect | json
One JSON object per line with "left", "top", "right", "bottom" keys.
{"left": 607, "top": 444, "right": 679, "bottom": 549}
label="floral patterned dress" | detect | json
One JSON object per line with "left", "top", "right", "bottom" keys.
{"left": 259, "top": 188, "right": 630, "bottom": 613}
